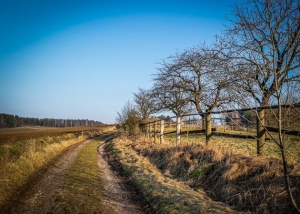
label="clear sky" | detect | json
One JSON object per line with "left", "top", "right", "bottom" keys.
{"left": 0, "top": 0, "right": 239, "bottom": 124}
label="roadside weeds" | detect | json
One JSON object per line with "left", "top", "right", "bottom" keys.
{"left": 104, "top": 135, "right": 238, "bottom": 214}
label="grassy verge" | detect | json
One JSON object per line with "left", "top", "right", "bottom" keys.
{"left": 0, "top": 129, "right": 112, "bottom": 210}
{"left": 105, "top": 135, "right": 238, "bottom": 214}
{"left": 130, "top": 135, "right": 300, "bottom": 213}
{"left": 50, "top": 133, "right": 115, "bottom": 213}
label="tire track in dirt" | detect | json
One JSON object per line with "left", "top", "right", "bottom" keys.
{"left": 10, "top": 139, "right": 93, "bottom": 214}
{"left": 97, "top": 139, "right": 144, "bottom": 214}
{"left": 8, "top": 137, "right": 144, "bottom": 214}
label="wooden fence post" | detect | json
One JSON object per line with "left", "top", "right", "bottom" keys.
{"left": 257, "top": 108, "right": 265, "bottom": 156}
{"left": 154, "top": 121, "right": 157, "bottom": 144}
{"left": 144, "top": 123, "right": 147, "bottom": 138}
{"left": 160, "top": 120, "right": 164, "bottom": 144}
{"left": 148, "top": 123, "right": 151, "bottom": 139}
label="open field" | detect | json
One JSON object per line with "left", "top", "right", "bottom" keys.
{"left": 0, "top": 126, "right": 58, "bottom": 132}
{"left": 148, "top": 124, "right": 300, "bottom": 164}
{"left": 160, "top": 134, "right": 300, "bottom": 164}
{"left": 0, "top": 125, "right": 114, "bottom": 144}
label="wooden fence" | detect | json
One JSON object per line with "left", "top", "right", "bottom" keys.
{"left": 140, "top": 104, "right": 300, "bottom": 153}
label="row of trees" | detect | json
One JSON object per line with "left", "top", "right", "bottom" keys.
{"left": 0, "top": 113, "right": 103, "bottom": 128}
{"left": 117, "top": 0, "right": 300, "bottom": 211}
{"left": 118, "top": 0, "right": 300, "bottom": 148}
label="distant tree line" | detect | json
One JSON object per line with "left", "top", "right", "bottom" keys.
{"left": 0, "top": 113, "right": 103, "bottom": 128}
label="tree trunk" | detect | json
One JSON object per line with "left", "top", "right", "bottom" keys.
{"left": 256, "top": 108, "right": 265, "bottom": 156}
{"left": 176, "top": 116, "right": 182, "bottom": 146}
{"left": 206, "top": 112, "right": 212, "bottom": 145}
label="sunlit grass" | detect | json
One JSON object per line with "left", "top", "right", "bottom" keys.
{"left": 128, "top": 133, "right": 300, "bottom": 212}
{"left": 148, "top": 130, "right": 300, "bottom": 166}
{"left": 0, "top": 129, "right": 112, "bottom": 210}
{"left": 106, "top": 136, "right": 236, "bottom": 213}
{"left": 52, "top": 135, "right": 114, "bottom": 213}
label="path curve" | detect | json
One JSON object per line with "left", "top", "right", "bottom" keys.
{"left": 8, "top": 137, "right": 143, "bottom": 214}
{"left": 11, "top": 139, "right": 92, "bottom": 214}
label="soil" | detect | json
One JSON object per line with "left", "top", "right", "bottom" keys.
{"left": 97, "top": 140, "right": 144, "bottom": 214}
{"left": 6, "top": 137, "right": 144, "bottom": 214}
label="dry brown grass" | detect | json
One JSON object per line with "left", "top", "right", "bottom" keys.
{"left": 116, "top": 134, "right": 300, "bottom": 213}
{"left": 105, "top": 135, "right": 238, "bottom": 214}
{"left": 0, "top": 126, "right": 115, "bottom": 210}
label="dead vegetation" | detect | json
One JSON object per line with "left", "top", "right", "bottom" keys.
{"left": 107, "top": 134, "right": 300, "bottom": 213}
{"left": 0, "top": 126, "right": 115, "bottom": 212}
{"left": 105, "top": 135, "right": 238, "bottom": 214}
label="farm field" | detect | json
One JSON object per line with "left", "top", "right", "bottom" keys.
{"left": 148, "top": 124, "right": 300, "bottom": 164}
{"left": 0, "top": 126, "right": 58, "bottom": 132}
{"left": 0, "top": 125, "right": 113, "bottom": 144}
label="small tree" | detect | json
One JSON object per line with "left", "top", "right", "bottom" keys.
{"left": 152, "top": 72, "right": 191, "bottom": 145}
{"left": 133, "top": 88, "right": 156, "bottom": 120}
{"left": 116, "top": 101, "right": 140, "bottom": 136}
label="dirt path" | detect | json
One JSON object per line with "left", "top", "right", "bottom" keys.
{"left": 97, "top": 140, "right": 143, "bottom": 214}
{"left": 9, "top": 137, "right": 143, "bottom": 214}
{"left": 11, "top": 139, "right": 92, "bottom": 214}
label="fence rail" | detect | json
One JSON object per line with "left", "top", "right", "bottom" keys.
{"left": 140, "top": 104, "right": 300, "bottom": 154}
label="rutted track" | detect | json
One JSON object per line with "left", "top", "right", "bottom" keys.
{"left": 10, "top": 139, "right": 92, "bottom": 213}
{"left": 4, "top": 136, "right": 144, "bottom": 214}
{"left": 97, "top": 138, "right": 143, "bottom": 214}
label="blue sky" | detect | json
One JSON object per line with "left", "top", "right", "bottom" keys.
{"left": 0, "top": 0, "right": 239, "bottom": 124}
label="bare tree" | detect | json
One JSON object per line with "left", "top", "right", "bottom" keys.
{"left": 133, "top": 88, "right": 156, "bottom": 120}
{"left": 225, "top": 0, "right": 300, "bottom": 156}
{"left": 154, "top": 42, "right": 235, "bottom": 143}
{"left": 225, "top": 0, "right": 300, "bottom": 211}
{"left": 152, "top": 70, "right": 191, "bottom": 145}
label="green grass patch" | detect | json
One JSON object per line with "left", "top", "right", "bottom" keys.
{"left": 161, "top": 133, "right": 300, "bottom": 164}
{"left": 52, "top": 135, "right": 114, "bottom": 213}
{"left": 189, "top": 166, "right": 212, "bottom": 179}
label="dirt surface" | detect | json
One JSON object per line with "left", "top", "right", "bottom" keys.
{"left": 97, "top": 140, "right": 144, "bottom": 214}
{"left": 7, "top": 137, "right": 143, "bottom": 214}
